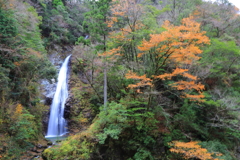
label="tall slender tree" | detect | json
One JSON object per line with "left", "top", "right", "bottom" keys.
{"left": 84, "top": 0, "right": 112, "bottom": 107}
{"left": 84, "top": 0, "right": 111, "bottom": 51}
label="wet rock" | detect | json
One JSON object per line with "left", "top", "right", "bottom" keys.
{"left": 47, "top": 141, "right": 53, "bottom": 146}
{"left": 42, "top": 107, "right": 50, "bottom": 135}
{"left": 56, "top": 140, "right": 62, "bottom": 143}
{"left": 48, "top": 45, "right": 73, "bottom": 69}
{"left": 22, "top": 151, "right": 41, "bottom": 160}
{"left": 36, "top": 144, "right": 48, "bottom": 149}
{"left": 40, "top": 79, "right": 56, "bottom": 105}
{"left": 64, "top": 103, "right": 71, "bottom": 119}
{"left": 45, "top": 97, "right": 53, "bottom": 106}
{"left": 65, "top": 94, "right": 73, "bottom": 107}
{"left": 31, "top": 147, "right": 41, "bottom": 153}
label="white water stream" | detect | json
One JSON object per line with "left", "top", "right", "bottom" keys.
{"left": 45, "top": 55, "right": 71, "bottom": 138}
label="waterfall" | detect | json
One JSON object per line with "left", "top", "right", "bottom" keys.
{"left": 46, "top": 55, "right": 71, "bottom": 138}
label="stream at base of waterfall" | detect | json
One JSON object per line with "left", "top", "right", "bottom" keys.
{"left": 45, "top": 55, "right": 71, "bottom": 138}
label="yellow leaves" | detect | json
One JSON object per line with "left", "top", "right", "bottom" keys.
{"left": 12, "top": 103, "right": 23, "bottom": 121}
{"left": 138, "top": 16, "right": 210, "bottom": 66}
{"left": 125, "top": 71, "right": 152, "bottom": 89}
{"left": 192, "top": 9, "right": 201, "bottom": 17}
{"left": 111, "top": 0, "right": 128, "bottom": 16}
{"left": 173, "top": 81, "right": 205, "bottom": 101}
{"left": 173, "top": 81, "right": 204, "bottom": 91}
{"left": 183, "top": 73, "right": 197, "bottom": 80}
{"left": 185, "top": 93, "right": 205, "bottom": 101}
{"left": 109, "top": 31, "right": 125, "bottom": 42}
{"left": 153, "top": 68, "right": 205, "bottom": 101}
{"left": 169, "top": 141, "right": 223, "bottom": 160}
{"left": 111, "top": 17, "right": 118, "bottom": 22}
{"left": 137, "top": 52, "right": 145, "bottom": 58}
{"left": 155, "top": 68, "right": 189, "bottom": 80}
{"left": 108, "top": 0, "right": 144, "bottom": 43}
{"left": 170, "top": 141, "right": 199, "bottom": 149}
{"left": 14, "top": 60, "right": 26, "bottom": 67}
{"left": 106, "top": 17, "right": 118, "bottom": 27}
{"left": 14, "top": 62, "right": 21, "bottom": 66}
{"left": 108, "top": 22, "right": 144, "bottom": 43}
{"left": 108, "top": 0, "right": 129, "bottom": 27}
{"left": 111, "top": 0, "right": 142, "bottom": 18}
{"left": 113, "top": 11, "right": 125, "bottom": 16}
{"left": 15, "top": 103, "right": 23, "bottom": 115}
{"left": 178, "top": 16, "right": 210, "bottom": 45}
{"left": 155, "top": 68, "right": 197, "bottom": 80}
{"left": 138, "top": 34, "right": 162, "bottom": 52}
{"left": 106, "top": 20, "right": 114, "bottom": 28}
{"left": 126, "top": 67, "right": 205, "bottom": 101}
{"left": 99, "top": 47, "right": 121, "bottom": 59}
{"left": 134, "top": 16, "right": 209, "bottom": 101}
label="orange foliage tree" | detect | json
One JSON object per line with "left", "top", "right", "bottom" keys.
{"left": 125, "top": 70, "right": 152, "bottom": 92}
{"left": 106, "top": 0, "right": 145, "bottom": 62}
{"left": 137, "top": 16, "right": 210, "bottom": 75}
{"left": 126, "top": 17, "right": 210, "bottom": 101}
{"left": 107, "top": 0, "right": 143, "bottom": 31}
{"left": 98, "top": 46, "right": 121, "bottom": 60}
{"left": 169, "top": 141, "right": 223, "bottom": 160}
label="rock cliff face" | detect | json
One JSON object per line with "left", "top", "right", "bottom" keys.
{"left": 65, "top": 55, "right": 96, "bottom": 134}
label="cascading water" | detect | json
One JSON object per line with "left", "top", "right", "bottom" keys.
{"left": 46, "top": 55, "right": 71, "bottom": 138}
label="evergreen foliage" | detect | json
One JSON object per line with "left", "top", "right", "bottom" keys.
{"left": 1, "top": 0, "right": 240, "bottom": 159}
{"left": 52, "top": 0, "right": 65, "bottom": 8}
{"left": 47, "top": 0, "right": 239, "bottom": 159}
{"left": 0, "top": 0, "right": 55, "bottom": 158}
{"left": 40, "top": 0, "right": 86, "bottom": 46}
{"left": 0, "top": 7, "right": 17, "bottom": 44}
{"left": 83, "top": 0, "right": 112, "bottom": 51}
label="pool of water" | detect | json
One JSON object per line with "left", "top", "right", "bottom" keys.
{"left": 45, "top": 135, "right": 68, "bottom": 144}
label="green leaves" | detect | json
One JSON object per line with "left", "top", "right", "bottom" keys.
{"left": 75, "top": 36, "right": 90, "bottom": 45}
{"left": 0, "top": 8, "right": 17, "bottom": 44}
{"left": 95, "top": 102, "right": 128, "bottom": 144}
{"left": 83, "top": 0, "right": 111, "bottom": 50}
{"left": 0, "top": 66, "right": 10, "bottom": 93}
{"left": 200, "top": 38, "right": 240, "bottom": 88}
{"left": 40, "top": 1, "right": 85, "bottom": 46}
{"left": 52, "top": 0, "right": 65, "bottom": 8}
{"left": 200, "top": 141, "right": 234, "bottom": 160}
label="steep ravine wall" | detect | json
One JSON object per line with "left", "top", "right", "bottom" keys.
{"left": 65, "top": 55, "right": 96, "bottom": 134}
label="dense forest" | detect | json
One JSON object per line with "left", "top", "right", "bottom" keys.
{"left": 1, "top": 0, "right": 240, "bottom": 159}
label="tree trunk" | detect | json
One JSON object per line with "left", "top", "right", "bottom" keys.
{"left": 104, "top": 65, "right": 107, "bottom": 108}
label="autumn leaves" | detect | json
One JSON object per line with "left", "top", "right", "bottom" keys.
{"left": 169, "top": 141, "right": 222, "bottom": 160}
{"left": 102, "top": 0, "right": 210, "bottom": 102}
{"left": 125, "top": 17, "right": 209, "bottom": 101}
{"left": 134, "top": 17, "right": 209, "bottom": 101}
